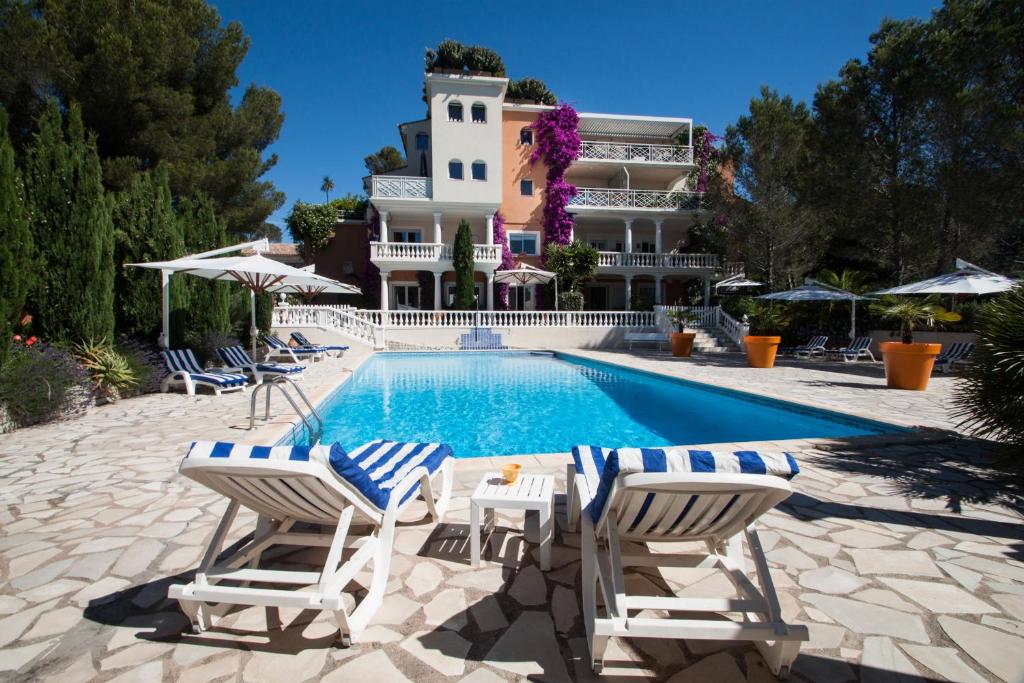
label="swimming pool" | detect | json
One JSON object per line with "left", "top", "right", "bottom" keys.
{"left": 288, "top": 352, "right": 901, "bottom": 457}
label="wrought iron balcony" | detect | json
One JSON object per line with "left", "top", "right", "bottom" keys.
{"left": 569, "top": 187, "right": 704, "bottom": 211}
{"left": 370, "top": 175, "right": 432, "bottom": 200}
{"left": 578, "top": 141, "right": 694, "bottom": 165}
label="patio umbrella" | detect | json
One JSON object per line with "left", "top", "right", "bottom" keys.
{"left": 872, "top": 259, "right": 1017, "bottom": 296}
{"left": 130, "top": 253, "right": 356, "bottom": 356}
{"left": 493, "top": 261, "right": 560, "bottom": 311}
{"left": 715, "top": 274, "right": 764, "bottom": 291}
{"left": 758, "top": 278, "right": 873, "bottom": 343}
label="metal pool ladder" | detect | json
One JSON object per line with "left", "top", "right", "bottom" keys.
{"left": 249, "top": 376, "right": 323, "bottom": 441}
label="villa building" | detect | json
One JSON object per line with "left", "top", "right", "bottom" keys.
{"left": 357, "top": 69, "right": 738, "bottom": 311}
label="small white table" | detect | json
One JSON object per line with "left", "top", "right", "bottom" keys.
{"left": 470, "top": 472, "right": 555, "bottom": 571}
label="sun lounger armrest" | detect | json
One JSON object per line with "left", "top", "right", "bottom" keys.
{"left": 384, "top": 465, "right": 432, "bottom": 518}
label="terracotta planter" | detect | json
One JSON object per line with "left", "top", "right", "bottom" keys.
{"left": 670, "top": 332, "right": 696, "bottom": 357}
{"left": 880, "top": 342, "right": 941, "bottom": 390}
{"left": 744, "top": 336, "right": 781, "bottom": 368}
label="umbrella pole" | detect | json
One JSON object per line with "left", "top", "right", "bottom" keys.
{"left": 554, "top": 277, "right": 559, "bottom": 312}
{"left": 250, "top": 290, "right": 258, "bottom": 359}
{"left": 160, "top": 270, "right": 171, "bottom": 349}
{"left": 851, "top": 300, "right": 856, "bottom": 344}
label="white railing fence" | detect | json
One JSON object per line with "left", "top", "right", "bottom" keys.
{"left": 371, "top": 242, "right": 501, "bottom": 263}
{"left": 352, "top": 309, "right": 656, "bottom": 329}
{"left": 597, "top": 252, "right": 720, "bottom": 269}
{"left": 578, "top": 141, "right": 694, "bottom": 165}
{"left": 569, "top": 188, "right": 705, "bottom": 211}
{"left": 273, "top": 306, "right": 384, "bottom": 348}
{"left": 371, "top": 175, "right": 432, "bottom": 199}
{"left": 654, "top": 305, "right": 749, "bottom": 350}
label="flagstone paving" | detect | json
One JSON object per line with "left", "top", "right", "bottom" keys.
{"left": 0, "top": 348, "right": 1022, "bottom": 681}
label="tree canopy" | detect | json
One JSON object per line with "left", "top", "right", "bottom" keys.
{"left": 0, "top": 0, "right": 285, "bottom": 239}
{"left": 363, "top": 146, "right": 405, "bottom": 176}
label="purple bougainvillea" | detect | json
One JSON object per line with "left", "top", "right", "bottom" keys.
{"left": 492, "top": 210, "right": 513, "bottom": 309}
{"left": 529, "top": 104, "right": 580, "bottom": 252}
{"left": 694, "top": 127, "right": 722, "bottom": 193}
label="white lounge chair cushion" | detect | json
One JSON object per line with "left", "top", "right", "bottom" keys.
{"left": 573, "top": 446, "right": 800, "bottom": 523}
{"left": 185, "top": 439, "right": 453, "bottom": 512}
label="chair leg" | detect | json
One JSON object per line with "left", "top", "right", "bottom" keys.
{"left": 421, "top": 458, "right": 453, "bottom": 522}
{"left": 581, "top": 515, "right": 609, "bottom": 673}
{"left": 564, "top": 464, "right": 578, "bottom": 532}
{"left": 756, "top": 639, "right": 802, "bottom": 679}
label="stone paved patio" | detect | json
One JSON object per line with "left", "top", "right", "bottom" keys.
{"left": 0, "top": 349, "right": 1022, "bottom": 682}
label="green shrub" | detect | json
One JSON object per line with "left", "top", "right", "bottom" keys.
{"left": 744, "top": 302, "right": 791, "bottom": 336}
{"left": 953, "top": 285, "right": 1024, "bottom": 447}
{"left": 559, "top": 291, "right": 584, "bottom": 311}
{"left": 453, "top": 221, "right": 476, "bottom": 310}
{"left": 434, "top": 39, "right": 465, "bottom": 70}
{"left": 506, "top": 78, "right": 557, "bottom": 105}
{"left": 464, "top": 46, "right": 506, "bottom": 76}
{"left": 0, "top": 340, "right": 92, "bottom": 429}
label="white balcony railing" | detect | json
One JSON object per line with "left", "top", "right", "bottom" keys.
{"left": 569, "top": 187, "right": 704, "bottom": 211}
{"left": 353, "top": 309, "right": 656, "bottom": 329}
{"left": 371, "top": 175, "right": 432, "bottom": 199}
{"left": 596, "top": 252, "right": 720, "bottom": 270}
{"left": 578, "top": 141, "right": 694, "bottom": 165}
{"left": 371, "top": 242, "right": 502, "bottom": 263}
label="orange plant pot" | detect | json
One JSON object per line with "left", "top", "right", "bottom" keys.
{"left": 670, "top": 332, "right": 696, "bottom": 357}
{"left": 880, "top": 342, "right": 941, "bottom": 390}
{"left": 744, "top": 336, "right": 781, "bottom": 368}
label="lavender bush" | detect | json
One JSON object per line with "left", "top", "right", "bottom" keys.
{"left": 116, "top": 338, "right": 165, "bottom": 396}
{"left": 0, "top": 339, "right": 92, "bottom": 429}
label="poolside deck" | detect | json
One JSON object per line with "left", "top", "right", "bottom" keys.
{"left": 0, "top": 349, "right": 1021, "bottom": 682}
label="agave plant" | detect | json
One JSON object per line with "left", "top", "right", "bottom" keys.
{"left": 953, "top": 285, "right": 1024, "bottom": 447}
{"left": 869, "top": 295, "right": 962, "bottom": 344}
{"left": 74, "top": 339, "right": 138, "bottom": 402}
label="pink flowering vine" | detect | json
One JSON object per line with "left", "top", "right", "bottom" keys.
{"left": 694, "top": 127, "right": 721, "bottom": 193}
{"left": 492, "top": 210, "right": 513, "bottom": 309}
{"left": 529, "top": 104, "right": 580, "bottom": 252}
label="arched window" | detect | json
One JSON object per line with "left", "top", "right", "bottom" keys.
{"left": 471, "top": 161, "right": 487, "bottom": 181}
{"left": 471, "top": 102, "right": 486, "bottom": 123}
{"left": 519, "top": 127, "right": 533, "bottom": 145}
{"left": 448, "top": 160, "right": 464, "bottom": 180}
{"left": 447, "top": 101, "right": 463, "bottom": 122}
{"left": 415, "top": 132, "right": 429, "bottom": 150}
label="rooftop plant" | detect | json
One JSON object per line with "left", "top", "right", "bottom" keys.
{"left": 425, "top": 41, "right": 506, "bottom": 76}
{"left": 869, "top": 295, "right": 961, "bottom": 344}
{"left": 506, "top": 78, "right": 557, "bottom": 105}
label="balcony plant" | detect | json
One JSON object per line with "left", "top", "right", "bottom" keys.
{"left": 666, "top": 309, "right": 701, "bottom": 357}
{"left": 870, "top": 295, "right": 961, "bottom": 390}
{"left": 742, "top": 302, "right": 790, "bottom": 368}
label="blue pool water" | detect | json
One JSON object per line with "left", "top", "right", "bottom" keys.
{"left": 296, "top": 352, "right": 899, "bottom": 457}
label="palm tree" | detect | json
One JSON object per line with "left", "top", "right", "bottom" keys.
{"left": 816, "top": 268, "right": 874, "bottom": 294}
{"left": 321, "top": 175, "right": 335, "bottom": 202}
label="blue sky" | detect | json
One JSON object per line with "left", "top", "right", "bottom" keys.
{"left": 210, "top": 0, "right": 941, "bottom": 238}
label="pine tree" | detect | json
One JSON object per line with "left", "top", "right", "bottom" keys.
{"left": 453, "top": 220, "right": 476, "bottom": 310}
{"left": 179, "top": 193, "right": 231, "bottom": 345}
{"left": 0, "top": 109, "right": 33, "bottom": 364}
{"left": 25, "top": 102, "right": 115, "bottom": 342}
{"left": 112, "top": 165, "right": 187, "bottom": 340}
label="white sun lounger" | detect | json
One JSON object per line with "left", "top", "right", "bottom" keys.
{"left": 168, "top": 439, "right": 454, "bottom": 646}
{"left": 217, "top": 345, "right": 305, "bottom": 384}
{"left": 567, "top": 446, "right": 809, "bottom": 677}
{"left": 933, "top": 341, "right": 974, "bottom": 373}
{"left": 161, "top": 349, "right": 248, "bottom": 396}
{"left": 262, "top": 334, "right": 326, "bottom": 363}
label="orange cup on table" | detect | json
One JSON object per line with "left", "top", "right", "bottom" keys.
{"left": 501, "top": 463, "right": 522, "bottom": 484}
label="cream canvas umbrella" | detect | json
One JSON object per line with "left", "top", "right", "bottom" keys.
{"left": 493, "top": 261, "right": 560, "bottom": 311}
{"left": 872, "top": 259, "right": 1017, "bottom": 296}
{"left": 130, "top": 253, "right": 357, "bottom": 356}
{"left": 758, "top": 278, "right": 873, "bottom": 343}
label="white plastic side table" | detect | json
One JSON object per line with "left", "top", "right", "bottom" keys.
{"left": 470, "top": 472, "right": 555, "bottom": 571}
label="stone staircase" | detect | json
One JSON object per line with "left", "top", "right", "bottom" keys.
{"left": 691, "top": 327, "right": 741, "bottom": 353}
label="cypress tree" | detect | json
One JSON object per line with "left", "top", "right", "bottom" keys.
{"left": 112, "top": 165, "right": 187, "bottom": 340}
{"left": 0, "top": 109, "right": 33, "bottom": 364}
{"left": 25, "top": 102, "right": 115, "bottom": 342}
{"left": 453, "top": 220, "right": 476, "bottom": 310}
{"left": 179, "top": 194, "right": 231, "bottom": 345}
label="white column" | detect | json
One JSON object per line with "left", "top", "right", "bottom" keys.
{"left": 654, "top": 219, "right": 663, "bottom": 254}
{"left": 654, "top": 275, "right": 663, "bottom": 305}
{"left": 624, "top": 219, "right": 633, "bottom": 253}
{"left": 433, "top": 211, "right": 442, "bottom": 244}
{"left": 703, "top": 276, "right": 711, "bottom": 305}
{"left": 379, "top": 210, "right": 389, "bottom": 240}
{"left": 433, "top": 272, "right": 442, "bottom": 310}
{"left": 624, "top": 275, "right": 633, "bottom": 311}
{"left": 380, "top": 271, "right": 390, "bottom": 311}
{"left": 486, "top": 274, "right": 494, "bottom": 311}
{"left": 159, "top": 270, "right": 171, "bottom": 349}
{"left": 485, "top": 213, "right": 494, "bottom": 246}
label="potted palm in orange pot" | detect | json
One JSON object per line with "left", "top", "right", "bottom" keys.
{"left": 742, "top": 303, "right": 790, "bottom": 368}
{"left": 666, "top": 309, "right": 701, "bottom": 357}
{"left": 870, "top": 296, "right": 961, "bottom": 390}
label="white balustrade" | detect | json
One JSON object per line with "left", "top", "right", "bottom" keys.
{"left": 717, "top": 308, "right": 750, "bottom": 350}
{"left": 273, "top": 306, "right": 384, "bottom": 347}
{"left": 578, "top": 141, "right": 694, "bottom": 165}
{"left": 372, "top": 242, "right": 502, "bottom": 264}
{"left": 569, "top": 188, "right": 704, "bottom": 211}
{"left": 289, "top": 307, "right": 656, "bottom": 330}
{"left": 370, "top": 175, "right": 432, "bottom": 199}
{"left": 596, "top": 251, "right": 720, "bottom": 270}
